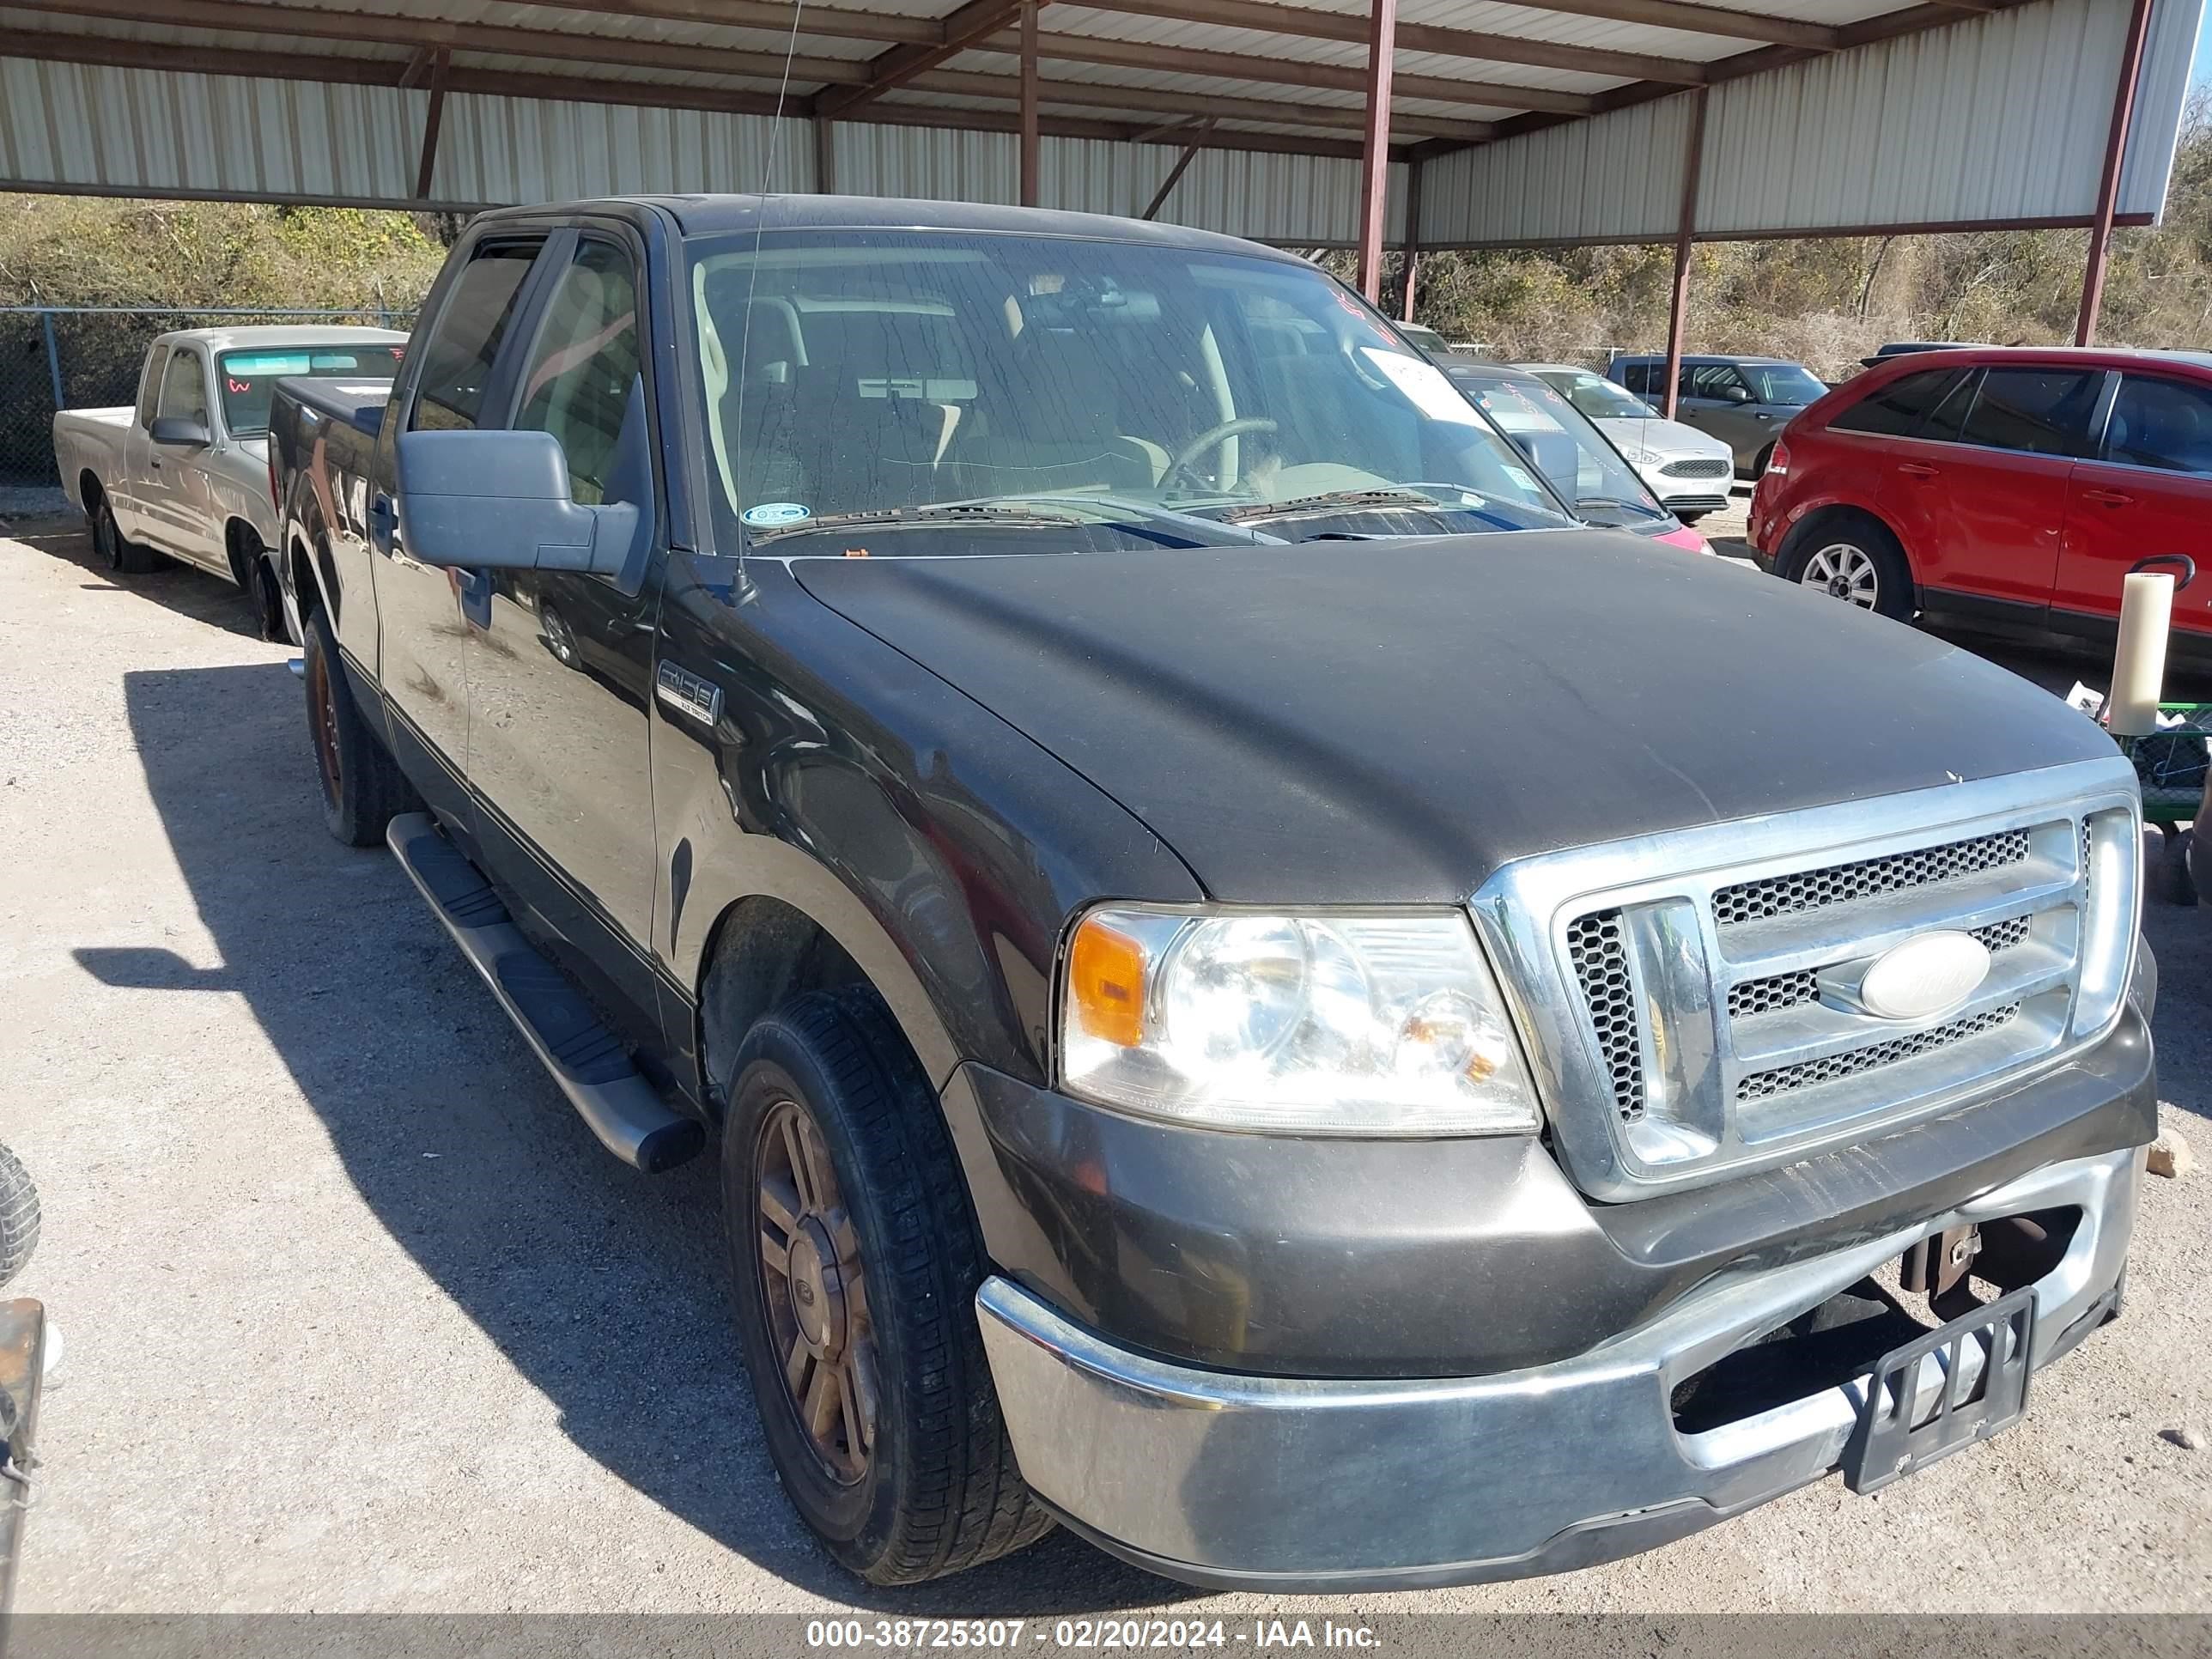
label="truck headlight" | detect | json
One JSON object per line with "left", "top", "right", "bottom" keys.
{"left": 1058, "top": 905, "right": 1540, "bottom": 1135}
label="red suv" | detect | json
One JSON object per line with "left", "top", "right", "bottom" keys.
{"left": 1748, "top": 348, "right": 2212, "bottom": 653}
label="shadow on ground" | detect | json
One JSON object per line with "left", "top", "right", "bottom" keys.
{"left": 82, "top": 659, "right": 1182, "bottom": 1614}
{"left": 11, "top": 514, "right": 263, "bottom": 641}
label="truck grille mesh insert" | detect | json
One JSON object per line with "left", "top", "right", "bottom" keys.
{"left": 1712, "top": 829, "right": 2030, "bottom": 927}
{"left": 1735, "top": 1006, "right": 2020, "bottom": 1103}
{"left": 1565, "top": 910, "right": 1644, "bottom": 1122}
{"left": 1725, "top": 915, "right": 2033, "bottom": 1020}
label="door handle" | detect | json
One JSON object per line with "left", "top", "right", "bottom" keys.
{"left": 368, "top": 494, "right": 397, "bottom": 554}
{"left": 1899, "top": 462, "right": 1940, "bottom": 479}
{"left": 2081, "top": 488, "right": 2134, "bottom": 507}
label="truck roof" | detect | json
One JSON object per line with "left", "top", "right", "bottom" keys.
{"left": 154, "top": 324, "right": 410, "bottom": 352}
{"left": 473, "top": 193, "right": 1307, "bottom": 264}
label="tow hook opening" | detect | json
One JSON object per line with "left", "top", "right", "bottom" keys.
{"left": 1668, "top": 1207, "right": 2081, "bottom": 1436}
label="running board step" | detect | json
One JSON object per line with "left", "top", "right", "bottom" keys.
{"left": 386, "top": 812, "right": 703, "bottom": 1174}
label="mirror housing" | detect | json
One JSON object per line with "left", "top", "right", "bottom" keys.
{"left": 149, "top": 416, "right": 211, "bottom": 448}
{"left": 396, "top": 428, "right": 642, "bottom": 578}
{"left": 1718, "top": 384, "right": 1753, "bottom": 404}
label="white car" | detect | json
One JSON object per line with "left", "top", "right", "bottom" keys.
{"left": 52, "top": 325, "right": 405, "bottom": 639}
{"left": 1515, "top": 362, "right": 1736, "bottom": 524}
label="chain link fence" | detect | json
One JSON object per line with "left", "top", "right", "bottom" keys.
{"left": 2, "top": 304, "right": 418, "bottom": 487}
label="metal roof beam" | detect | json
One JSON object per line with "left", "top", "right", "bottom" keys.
{"left": 0, "top": 23, "right": 799, "bottom": 112}
{"left": 519, "top": 0, "right": 943, "bottom": 48}
{"left": 520, "top": 0, "right": 1838, "bottom": 57}
{"left": 814, "top": 0, "right": 1038, "bottom": 118}
{"left": 975, "top": 30, "right": 1599, "bottom": 112}
{"left": 1069, "top": 0, "right": 1711, "bottom": 82}
{"left": 0, "top": 23, "right": 1386, "bottom": 161}
{"left": 1448, "top": 0, "right": 1838, "bottom": 51}
{"left": 1407, "top": 0, "right": 2040, "bottom": 158}
{"left": 7, "top": 0, "right": 875, "bottom": 87}
{"left": 909, "top": 65, "right": 1494, "bottom": 140}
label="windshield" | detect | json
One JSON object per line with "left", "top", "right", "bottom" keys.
{"left": 686, "top": 230, "right": 1575, "bottom": 552}
{"left": 216, "top": 344, "right": 404, "bottom": 436}
{"left": 1744, "top": 363, "right": 1827, "bottom": 405}
{"left": 1533, "top": 369, "right": 1654, "bottom": 422}
{"left": 1453, "top": 375, "right": 1668, "bottom": 529}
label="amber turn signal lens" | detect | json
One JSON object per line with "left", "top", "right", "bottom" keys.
{"left": 1068, "top": 918, "right": 1148, "bottom": 1048}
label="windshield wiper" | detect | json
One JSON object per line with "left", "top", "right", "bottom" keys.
{"left": 746, "top": 502, "right": 1093, "bottom": 543}
{"left": 1575, "top": 497, "right": 1661, "bottom": 514}
{"left": 750, "top": 495, "right": 1275, "bottom": 550}
{"left": 1212, "top": 488, "right": 1444, "bottom": 525}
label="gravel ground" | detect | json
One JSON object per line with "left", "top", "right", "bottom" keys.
{"left": 1, "top": 507, "right": 2207, "bottom": 1617}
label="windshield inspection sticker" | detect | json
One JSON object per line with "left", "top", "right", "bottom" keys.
{"left": 742, "top": 501, "right": 811, "bottom": 528}
{"left": 1358, "top": 347, "right": 1480, "bottom": 426}
{"left": 1503, "top": 465, "right": 1540, "bottom": 493}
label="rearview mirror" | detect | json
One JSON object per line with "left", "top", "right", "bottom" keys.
{"left": 1718, "top": 385, "right": 1753, "bottom": 404}
{"left": 149, "top": 416, "right": 210, "bottom": 448}
{"left": 397, "top": 428, "right": 641, "bottom": 577}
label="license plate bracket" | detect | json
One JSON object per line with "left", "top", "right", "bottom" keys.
{"left": 1844, "top": 1285, "right": 2035, "bottom": 1494}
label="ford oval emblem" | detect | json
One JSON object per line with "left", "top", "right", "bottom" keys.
{"left": 1858, "top": 930, "right": 1991, "bottom": 1022}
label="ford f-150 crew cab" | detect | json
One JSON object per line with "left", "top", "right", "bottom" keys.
{"left": 267, "top": 196, "right": 2156, "bottom": 1592}
{"left": 53, "top": 325, "right": 405, "bottom": 638}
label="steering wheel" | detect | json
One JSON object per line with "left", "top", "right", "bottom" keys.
{"left": 1162, "top": 416, "right": 1279, "bottom": 495}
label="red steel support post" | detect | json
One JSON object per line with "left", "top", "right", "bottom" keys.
{"left": 1662, "top": 87, "right": 1707, "bottom": 420}
{"left": 1356, "top": 0, "right": 1397, "bottom": 301}
{"left": 2075, "top": 0, "right": 2154, "bottom": 346}
{"left": 1018, "top": 0, "right": 1041, "bottom": 207}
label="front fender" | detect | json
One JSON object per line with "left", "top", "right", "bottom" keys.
{"left": 651, "top": 556, "right": 1203, "bottom": 1094}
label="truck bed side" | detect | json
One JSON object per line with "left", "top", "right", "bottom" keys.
{"left": 50, "top": 407, "right": 133, "bottom": 515}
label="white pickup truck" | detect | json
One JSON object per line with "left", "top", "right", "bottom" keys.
{"left": 52, "top": 325, "right": 405, "bottom": 639}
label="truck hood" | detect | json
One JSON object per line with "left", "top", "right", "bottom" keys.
{"left": 794, "top": 532, "right": 2113, "bottom": 902}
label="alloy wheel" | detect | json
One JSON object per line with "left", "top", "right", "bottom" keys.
{"left": 754, "top": 1097, "right": 879, "bottom": 1486}
{"left": 1801, "top": 542, "right": 1880, "bottom": 610}
{"left": 307, "top": 647, "right": 343, "bottom": 808}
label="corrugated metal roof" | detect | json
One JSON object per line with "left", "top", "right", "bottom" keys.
{"left": 0, "top": 56, "right": 422, "bottom": 201}
{"left": 1421, "top": 0, "right": 2206, "bottom": 246}
{"left": 0, "top": 0, "right": 2200, "bottom": 254}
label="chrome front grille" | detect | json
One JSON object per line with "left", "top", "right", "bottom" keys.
{"left": 1724, "top": 913, "right": 2033, "bottom": 1022}
{"left": 1470, "top": 759, "right": 2142, "bottom": 1201}
{"left": 1661, "top": 458, "right": 1731, "bottom": 478}
{"left": 1565, "top": 910, "right": 1644, "bottom": 1121}
{"left": 1711, "top": 828, "right": 2029, "bottom": 925}
{"left": 1737, "top": 1005, "right": 2020, "bottom": 1103}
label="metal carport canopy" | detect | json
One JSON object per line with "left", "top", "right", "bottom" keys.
{"left": 0, "top": 0, "right": 2200, "bottom": 269}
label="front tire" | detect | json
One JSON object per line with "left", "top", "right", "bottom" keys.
{"left": 0, "top": 1143, "right": 40, "bottom": 1290}
{"left": 1785, "top": 517, "right": 1913, "bottom": 622}
{"left": 302, "top": 604, "right": 421, "bottom": 847}
{"left": 720, "top": 988, "right": 1051, "bottom": 1585}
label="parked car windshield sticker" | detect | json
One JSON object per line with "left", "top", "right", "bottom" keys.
{"left": 742, "top": 502, "right": 812, "bottom": 528}
{"left": 1358, "top": 348, "right": 1480, "bottom": 426}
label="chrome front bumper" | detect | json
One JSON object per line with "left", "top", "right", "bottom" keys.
{"left": 976, "top": 1144, "right": 2140, "bottom": 1591}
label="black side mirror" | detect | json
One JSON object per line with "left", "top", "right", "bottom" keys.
{"left": 149, "top": 416, "right": 211, "bottom": 448}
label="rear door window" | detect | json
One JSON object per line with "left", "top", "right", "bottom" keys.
{"left": 1958, "top": 368, "right": 2105, "bottom": 458}
{"left": 1829, "top": 368, "right": 1964, "bottom": 437}
{"left": 2104, "top": 375, "right": 2212, "bottom": 475}
{"left": 410, "top": 241, "right": 544, "bottom": 433}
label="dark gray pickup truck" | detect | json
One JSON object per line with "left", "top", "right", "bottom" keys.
{"left": 267, "top": 194, "right": 2155, "bottom": 1592}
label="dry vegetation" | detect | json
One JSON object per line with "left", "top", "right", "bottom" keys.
{"left": 0, "top": 196, "right": 450, "bottom": 312}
